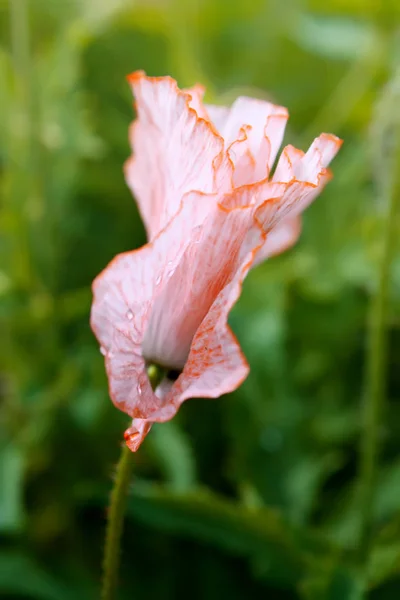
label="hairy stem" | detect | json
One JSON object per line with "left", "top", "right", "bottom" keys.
{"left": 101, "top": 443, "right": 134, "bottom": 600}
{"left": 101, "top": 364, "right": 164, "bottom": 600}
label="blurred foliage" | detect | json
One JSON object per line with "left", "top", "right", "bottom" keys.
{"left": 1, "top": 0, "right": 400, "bottom": 598}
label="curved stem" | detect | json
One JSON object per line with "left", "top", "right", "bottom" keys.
{"left": 101, "top": 365, "right": 165, "bottom": 600}
{"left": 358, "top": 71, "right": 400, "bottom": 559}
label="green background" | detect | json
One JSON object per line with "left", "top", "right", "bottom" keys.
{"left": 1, "top": 0, "right": 400, "bottom": 598}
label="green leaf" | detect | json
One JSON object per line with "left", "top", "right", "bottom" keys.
{"left": 0, "top": 552, "right": 87, "bottom": 600}
{"left": 127, "top": 483, "right": 332, "bottom": 588}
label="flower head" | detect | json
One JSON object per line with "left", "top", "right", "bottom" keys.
{"left": 91, "top": 72, "right": 342, "bottom": 451}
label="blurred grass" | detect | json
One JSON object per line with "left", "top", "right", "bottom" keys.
{"left": 0, "top": 0, "right": 400, "bottom": 598}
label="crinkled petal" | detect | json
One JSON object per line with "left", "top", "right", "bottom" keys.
{"left": 293, "top": 133, "right": 342, "bottom": 184}
{"left": 90, "top": 245, "right": 160, "bottom": 419}
{"left": 273, "top": 134, "right": 342, "bottom": 186}
{"left": 95, "top": 191, "right": 290, "bottom": 450}
{"left": 142, "top": 189, "right": 271, "bottom": 370}
{"left": 205, "top": 104, "right": 231, "bottom": 132}
{"left": 215, "top": 97, "right": 289, "bottom": 186}
{"left": 305, "top": 133, "right": 342, "bottom": 171}
{"left": 172, "top": 274, "right": 252, "bottom": 404}
{"left": 279, "top": 134, "right": 342, "bottom": 216}
{"left": 125, "top": 211, "right": 267, "bottom": 441}
{"left": 221, "top": 134, "right": 341, "bottom": 267}
{"left": 94, "top": 72, "right": 343, "bottom": 452}
{"left": 221, "top": 180, "right": 286, "bottom": 210}
{"left": 126, "top": 309, "right": 250, "bottom": 451}
{"left": 253, "top": 216, "right": 302, "bottom": 266}
{"left": 90, "top": 246, "right": 154, "bottom": 360}
{"left": 273, "top": 145, "right": 305, "bottom": 182}
{"left": 184, "top": 83, "right": 208, "bottom": 118}
{"left": 254, "top": 178, "right": 328, "bottom": 231}
{"left": 90, "top": 193, "right": 215, "bottom": 419}
{"left": 251, "top": 134, "right": 342, "bottom": 234}
{"left": 126, "top": 187, "right": 318, "bottom": 446}
{"left": 124, "top": 379, "right": 174, "bottom": 451}
{"left": 124, "top": 72, "right": 231, "bottom": 239}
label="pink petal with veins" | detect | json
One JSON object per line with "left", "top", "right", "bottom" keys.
{"left": 211, "top": 97, "right": 288, "bottom": 186}
{"left": 253, "top": 217, "right": 302, "bottom": 266}
{"left": 124, "top": 72, "right": 232, "bottom": 240}
{"left": 92, "top": 72, "right": 343, "bottom": 451}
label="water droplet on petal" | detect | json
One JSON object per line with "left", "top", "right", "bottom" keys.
{"left": 126, "top": 309, "right": 133, "bottom": 320}
{"left": 192, "top": 225, "right": 203, "bottom": 244}
{"left": 164, "top": 261, "right": 175, "bottom": 279}
{"left": 100, "top": 346, "right": 107, "bottom": 356}
{"left": 155, "top": 274, "right": 162, "bottom": 285}
{"left": 136, "top": 383, "right": 142, "bottom": 396}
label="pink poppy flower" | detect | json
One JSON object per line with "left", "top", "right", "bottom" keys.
{"left": 91, "top": 72, "right": 342, "bottom": 451}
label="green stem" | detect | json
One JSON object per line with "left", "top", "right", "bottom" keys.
{"left": 101, "top": 443, "right": 134, "bottom": 600}
{"left": 358, "top": 72, "right": 400, "bottom": 561}
{"left": 101, "top": 364, "right": 165, "bottom": 600}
